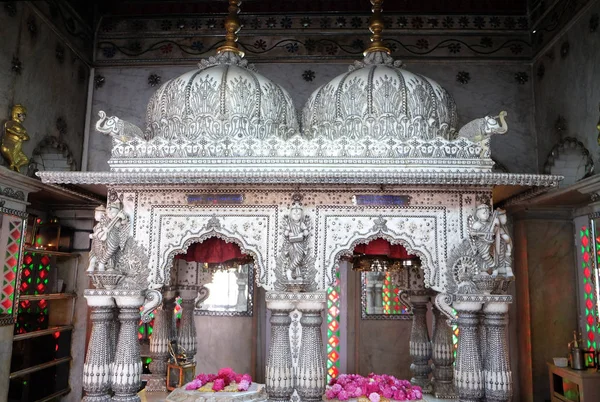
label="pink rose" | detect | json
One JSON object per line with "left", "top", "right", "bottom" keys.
{"left": 332, "top": 384, "right": 343, "bottom": 393}
{"left": 412, "top": 388, "right": 423, "bottom": 400}
{"left": 369, "top": 392, "right": 381, "bottom": 402}
{"left": 338, "top": 390, "right": 349, "bottom": 401}
{"left": 235, "top": 374, "right": 243, "bottom": 383}
{"left": 353, "top": 387, "right": 364, "bottom": 398}
{"left": 242, "top": 374, "right": 252, "bottom": 383}
{"left": 382, "top": 387, "right": 393, "bottom": 399}
{"left": 325, "top": 389, "right": 337, "bottom": 399}
{"left": 393, "top": 390, "right": 406, "bottom": 401}
{"left": 185, "top": 379, "right": 202, "bottom": 390}
{"left": 237, "top": 379, "right": 251, "bottom": 391}
{"left": 213, "top": 378, "right": 225, "bottom": 391}
{"left": 218, "top": 367, "right": 236, "bottom": 383}
{"left": 344, "top": 384, "right": 357, "bottom": 394}
{"left": 367, "top": 382, "right": 379, "bottom": 394}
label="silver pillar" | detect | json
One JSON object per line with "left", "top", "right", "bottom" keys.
{"left": 483, "top": 302, "right": 512, "bottom": 402}
{"left": 177, "top": 289, "right": 198, "bottom": 361}
{"left": 296, "top": 305, "right": 327, "bottom": 402}
{"left": 146, "top": 306, "right": 170, "bottom": 391}
{"left": 82, "top": 297, "right": 114, "bottom": 402}
{"left": 265, "top": 303, "right": 295, "bottom": 402}
{"left": 112, "top": 294, "right": 145, "bottom": 402}
{"left": 409, "top": 295, "right": 433, "bottom": 393}
{"left": 454, "top": 300, "right": 484, "bottom": 402}
{"left": 430, "top": 300, "right": 456, "bottom": 399}
{"left": 235, "top": 266, "right": 248, "bottom": 311}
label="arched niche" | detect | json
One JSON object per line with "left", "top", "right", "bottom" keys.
{"left": 316, "top": 208, "right": 447, "bottom": 293}
{"left": 144, "top": 207, "right": 278, "bottom": 288}
{"left": 169, "top": 235, "right": 256, "bottom": 316}
{"left": 332, "top": 233, "right": 432, "bottom": 290}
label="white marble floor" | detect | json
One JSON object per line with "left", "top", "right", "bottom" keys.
{"left": 141, "top": 391, "right": 453, "bottom": 402}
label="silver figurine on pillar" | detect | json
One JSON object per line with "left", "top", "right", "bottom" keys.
{"left": 274, "top": 194, "right": 317, "bottom": 292}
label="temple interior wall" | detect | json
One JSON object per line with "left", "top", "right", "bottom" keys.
{"left": 514, "top": 214, "right": 578, "bottom": 402}
{"left": 193, "top": 315, "right": 255, "bottom": 376}
{"left": 533, "top": 0, "right": 600, "bottom": 173}
{"left": 0, "top": 1, "right": 89, "bottom": 171}
{"left": 89, "top": 60, "right": 536, "bottom": 173}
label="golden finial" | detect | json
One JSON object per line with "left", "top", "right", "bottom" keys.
{"left": 217, "top": 0, "right": 245, "bottom": 57}
{"left": 364, "top": 0, "right": 390, "bottom": 55}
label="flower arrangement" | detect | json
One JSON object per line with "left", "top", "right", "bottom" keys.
{"left": 185, "top": 368, "right": 252, "bottom": 392}
{"left": 325, "top": 374, "right": 423, "bottom": 402}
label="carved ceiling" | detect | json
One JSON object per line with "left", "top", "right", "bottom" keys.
{"left": 91, "top": 0, "right": 528, "bottom": 16}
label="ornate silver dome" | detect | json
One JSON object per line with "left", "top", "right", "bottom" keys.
{"left": 302, "top": 52, "right": 458, "bottom": 141}
{"left": 145, "top": 51, "right": 299, "bottom": 141}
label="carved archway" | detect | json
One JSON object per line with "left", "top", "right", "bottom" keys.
{"left": 317, "top": 210, "right": 447, "bottom": 293}
{"left": 331, "top": 233, "right": 433, "bottom": 290}
{"left": 164, "top": 231, "right": 261, "bottom": 289}
{"left": 146, "top": 209, "right": 277, "bottom": 288}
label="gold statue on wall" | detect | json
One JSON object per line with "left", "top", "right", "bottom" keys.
{"left": 2, "top": 104, "right": 30, "bottom": 172}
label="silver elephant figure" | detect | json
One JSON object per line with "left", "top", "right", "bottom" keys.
{"left": 96, "top": 110, "right": 145, "bottom": 142}
{"left": 458, "top": 111, "right": 508, "bottom": 158}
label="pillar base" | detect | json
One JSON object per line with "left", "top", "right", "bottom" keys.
{"left": 112, "top": 395, "right": 141, "bottom": 402}
{"left": 432, "top": 380, "right": 457, "bottom": 399}
{"left": 410, "top": 375, "right": 433, "bottom": 394}
{"left": 82, "top": 395, "right": 112, "bottom": 402}
{"left": 145, "top": 375, "right": 167, "bottom": 392}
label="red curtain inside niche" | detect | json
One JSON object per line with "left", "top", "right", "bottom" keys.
{"left": 353, "top": 238, "right": 416, "bottom": 259}
{"left": 175, "top": 237, "right": 251, "bottom": 264}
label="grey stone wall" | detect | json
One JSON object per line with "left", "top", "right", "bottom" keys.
{"left": 0, "top": 2, "right": 89, "bottom": 172}
{"left": 533, "top": 0, "right": 600, "bottom": 173}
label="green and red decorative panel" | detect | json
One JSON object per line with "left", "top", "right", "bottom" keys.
{"left": 585, "top": 224, "right": 599, "bottom": 353}
{"left": 1, "top": 217, "right": 24, "bottom": 316}
{"left": 382, "top": 273, "right": 409, "bottom": 315}
{"left": 327, "top": 268, "right": 341, "bottom": 383}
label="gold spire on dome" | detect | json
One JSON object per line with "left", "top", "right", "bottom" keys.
{"left": 217, "top": 0, "right": 245, "bottom": 57}
{"left": 364, "top": 0, "right": 391, "bottom": 55}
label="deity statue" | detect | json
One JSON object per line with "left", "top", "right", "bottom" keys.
{"left": 2, "top": 104, "right": 30, "bottom": 172}
{"left": 467, "top": 204, "right": 497, "bottom": 273}
{"left": 87, "top": 205, "right": 108, "bottom": 272}
{"left": 282, "top": 199, "right": 311, "bottom": 280}
{"left": 87, "top": 198, "right": 129, "bottom": 272}
{"left": 492, "top": 209, "right": 513, "bottom": 277}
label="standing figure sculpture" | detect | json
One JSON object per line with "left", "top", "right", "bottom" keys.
{"left": 2, "top": 104, "right": 30, "bottom": 172}
{"left": 467, "top": 204, "right": 497, "bottom": 273}
{"left": 87, "top": 205, "right": 109, "bottom": 272}
{"left": 88, "top": 198, "right": 129, "bottom": 272}
{"left": 492, "top": 209, "right": 513, "bottom": 278}
{"left": 282, "top": 199, "right": 311, "bottom": 280}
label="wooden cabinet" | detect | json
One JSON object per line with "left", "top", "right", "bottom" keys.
{"left": 548, "top": 363, "right": 600, "bottom": 402}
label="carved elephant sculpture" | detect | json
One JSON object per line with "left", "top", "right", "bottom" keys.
{"left": 96, "top": 110, "right": 145, "bottom": 142}
{"left": 457, "top": 111, "right": 508, "bottom": 158}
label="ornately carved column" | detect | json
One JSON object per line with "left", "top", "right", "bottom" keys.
{"left": 147, "top": 291, "right": 175, "bottom": 392}
{"left": 265, "top": 295, "right": 294, "bottom": 402}
{"left": 112, "top": 292, "right": 145, "bottom": 402}
{"left": 177, "top": 288, "right": 198, "bottom": 361}
{"left": 483, "top": 299, "right": 512, "bottom": 402}
{"left": 109, "top": 306, "right": 119, "bottom": 365}
{"left": 430, "top": 300, "right": 456, "bottom": 399}
{"left": 82, "top": 293, "right": 114, "bottom": 402}
{"left": 296, "top": 297, "right": 327, "bottom": 402}
{"left": 409, "top": 294, "right": 433, "bottom": 393}
{"left": 453, "top": 298, "right": 484, "bottom": 402}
